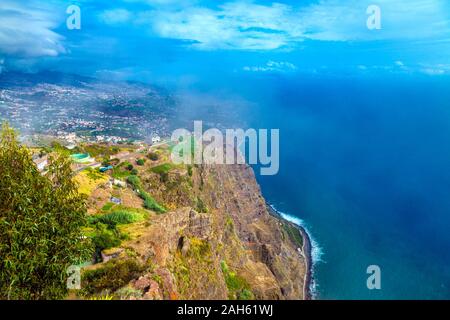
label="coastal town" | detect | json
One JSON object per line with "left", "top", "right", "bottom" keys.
{"left": 0, "top": 72, "right": 175, "bottom": 146}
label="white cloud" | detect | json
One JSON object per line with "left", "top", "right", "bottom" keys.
{"left": 299, "top": 0, "right": 449, "bottom": 41}
{"left": 142, "top": 2, "right": 301, "bottom": 50}
{"left": 99, "top": 9, "right": 133, "bottom": 24}
{"left": 124, "top": 0, "right": 450, "bottom": 51}
{"left": 0, "top": 1, "right": 65, "bottom": 58}
{"left": 243, "top": 60, "right": 297, "bottom": 72}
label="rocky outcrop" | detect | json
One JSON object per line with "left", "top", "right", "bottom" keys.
{"left": 86, "top": 159, "right": 308, "bottom": 300}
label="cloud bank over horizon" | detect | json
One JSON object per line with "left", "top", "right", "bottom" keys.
{"left": 0, "top": 0, "right": 449, "bottom": 77}
{"left": 0, "top": 1, "right": 65, "bottom": 58}
{"left": 98, "top": 0, "right": 449, "bottom": 51}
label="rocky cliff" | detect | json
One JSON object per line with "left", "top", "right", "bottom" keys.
{"left": 81, "top": 147, "right": 309, "bottom": 300}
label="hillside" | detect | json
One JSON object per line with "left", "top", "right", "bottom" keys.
{"left": 74, "top": 142, "right": 309, "bottom": 300}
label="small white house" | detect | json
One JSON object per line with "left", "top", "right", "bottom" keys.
{"left": 113, "top": 179, "right": 127, "bottom": 188}
{"left": 66, "top": 144, "right": 77, "bottom": 150}
{"left": 34, "top": 157, "right": 48, "bottom": 172}
{"left": 151, "top": 136, "right": 161, "bottom": 144}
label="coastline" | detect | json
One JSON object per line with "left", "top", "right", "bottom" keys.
{"left": 266, "top": 204, "right": 314, "bottom": 300}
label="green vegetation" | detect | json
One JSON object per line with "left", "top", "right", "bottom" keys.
{"left": 171, "top": 237, "right": 215, "bottom": 297}
{"left": 150, "top": 163, "right": 175, "bottom": 184}
{"left": 101, "top": 202, "right": 115, "bottom": 212}
{"left": 136, "top": 158, "right": 145, "bottom": 166}
{"left": 127, "top": 175, "right": 166, "bottom": 213}
{"left": 85, "top": 167, "right": 106, "bottom": 181}
{"left": 75, "top": 169, "right": 109, "bottom": 196}
{"left": 50, "top": 141, "right": 71, "bottom": 156}
{"left": 112, "top": 161, "right": 133, "bottom": 179}
{"left": 282, "top": 223, "right": 304, "bottom": 248}
{"left": 89, "top": 209, "right": 147, "bottom": 226}
{"left": 81, "top": 258, "right": 145, "bottom": 296}
{"left": 87, "top": 207, "right": 148, "bottom": 261}
{"left": 150, "top": 163, "right": 174, "bottom": 175}
{"left": 0, "top": 122, "right": 93, "bottom": 299}
{"left": 220, "top": 261, "right": 254, "bottom": 300}
{"left": 90, "top": 223, "right": 123, "bottom": 260}
{"left": 147, "top": 151, "right": 159, "bottom": 161}
{"left": 196, "top": 196, "right": 209, "bottom": 213}
{"left": 80, "top": 144, "right": 119, "bottom": 159}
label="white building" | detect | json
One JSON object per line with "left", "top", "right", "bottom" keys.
{"left": 113, "top": 179, "right": 127, "bottom": 188}
{"left": 151, "top": 136, "right": 161, "bottom": 144}
{"left": 34, "top": 157, "right": 48, "bottom": 172}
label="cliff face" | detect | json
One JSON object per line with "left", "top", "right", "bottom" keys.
{"left": 82, "top": 151, "right": 308, "bottom": 300}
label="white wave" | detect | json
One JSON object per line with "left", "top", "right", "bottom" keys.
{"left": 269, "top": 204, "right": 324, "bottom": 264}
{"left": 268, "top": 204, "right": 324, "bottom": 299}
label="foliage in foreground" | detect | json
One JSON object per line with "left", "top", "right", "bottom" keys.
{"left": 0, "top": 123, "right": 93, "bottom": 300}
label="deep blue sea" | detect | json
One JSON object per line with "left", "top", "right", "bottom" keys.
{"left": 235, "top": 74, "right": 450, "bottom": 299}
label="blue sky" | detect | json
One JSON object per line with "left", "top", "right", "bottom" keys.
{"left": 1, "top": 0, "right": 450, "bottom": 87}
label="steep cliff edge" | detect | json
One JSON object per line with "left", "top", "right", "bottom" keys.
{"left": 81, "top": 147, "right": 309, "bottom": 300}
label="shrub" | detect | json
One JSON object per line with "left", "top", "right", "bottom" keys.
{"left": 150, "top": 163, "right": 173, "bottom": 175}
{"left": 238, "top": 289, "right": 254, "bottom": 300}
{"left": 0, "top": 123, "right": 92, "bottom": 300}
{"left": 89, "top": 209, "right": 146, "bottom": 226}
{"left": 220, "top": 261, "right": 254, "bottom": 300}
{"left": 127, "top": 175, "right": 166, "bottom": 213}
{"left": 102, "top": 202, "right": 115, "bottom": 212}
{"left": 196, "top": 197, "right": 209, "bottom": 213}
{"left": 147, "top": 152, "right": 159, "bottom": 161}
{"left": 136, "top": 159, "right": 145, "bottom": 166}
{"left": 90, "top": 224, "right": 122, "bottom": 262}
{"left": 127, "top": 175, "right": 142, "bottom": 190}
{"left": 81, "top": 259, "right": 144, "bottom": 295}
{"left": 101, "top": 158, "right": 111, "bottom": 166}
{"left": 142, "top": 192, "right": 167, "bottom": 213}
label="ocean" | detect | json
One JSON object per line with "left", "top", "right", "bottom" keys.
{"left": 240, "top": 74, "right": 450, "bottom": 299}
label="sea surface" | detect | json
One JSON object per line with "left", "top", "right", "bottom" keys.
{"left": 238, "top": 74, "right": 450, "bottom": 299}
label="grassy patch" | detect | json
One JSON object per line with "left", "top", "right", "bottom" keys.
{"left": 85, "top": 167, "right": 106, "bottom": 181}
{"left": 150, "top": 163, "right": 174, "bottom": 175}
{"left": 90, "top": 207, "right": 149, "bottom": 226}
{"left": 86, "top": 207, "right": 149, "bottom": 261}
{"left": 170, "top": 237, "right": 214, "bottom": 297}
{"left": 75, "top": 169, "right": 109, "bottom": 196}
{"left": 127, "top": 175, "right": 166, "bottom": 213}
{"left": 111, "top": 162, "right": 133, "bottom": 179}
{"left": 89, "top": 223, "right": 124, "bottom": 261}
{"left": 101, "top": 202, "right": 115, "bottom": 212}
{"left": 195, "top": 197, "right": 209, "bottom": 213}
{"left": 81, "top": 259, "right": 145, "bottom": 296}
{"left": 282, "top": 223, "right": 303, "bottom": 248}
{"left": 220, "top": 261, "right": 254, "bottom": 300}
{"left": 80, "top": 144, "right": 120, "bottom": 158}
